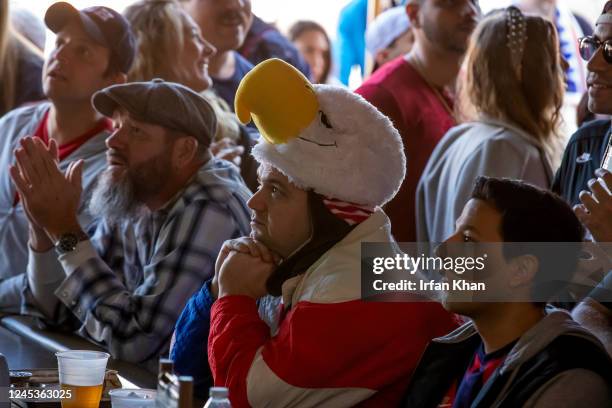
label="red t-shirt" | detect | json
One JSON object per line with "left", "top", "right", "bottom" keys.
{"left": 13, "top": 109, "right": 112, "bottom": 206}
{"left": 356, "top": 57, "right": 456, "bottom": 242}
{"left": 34, "top": 109, "right": 113, "bottom": 160}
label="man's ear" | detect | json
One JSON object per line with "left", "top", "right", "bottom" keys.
{"left": 509, "top": 255, "right": 539, "bottom": 289}
{"left": 172, "top": 136, "right": 199, "bottom": 170}
{"left": 406, "top": 3, "right": 421, "bottom": 29}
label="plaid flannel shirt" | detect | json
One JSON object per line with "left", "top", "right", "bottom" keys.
{"left": 23, "top": 159, "right": 252, "bottom": 365}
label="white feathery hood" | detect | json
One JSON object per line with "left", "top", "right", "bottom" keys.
{"left": 236, "top": 59, "right": 406, "bottom": 209}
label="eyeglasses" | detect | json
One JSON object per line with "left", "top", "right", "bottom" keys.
{"left": 578, "top": 36, "right": 612, "bottom": 64}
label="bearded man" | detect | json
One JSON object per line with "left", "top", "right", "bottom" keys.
{"left": 10, "top": 79, "right": 252, "bottom": 369}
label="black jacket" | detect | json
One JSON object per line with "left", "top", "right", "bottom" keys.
{"left": 401, "top": 310, "right": 612, "bottom": 408}
{"left": 552, "top": 120, "right": 612, "bottom": 207}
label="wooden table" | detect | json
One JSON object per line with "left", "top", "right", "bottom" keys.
{"left": 0, "top": 317, "right": 156, "bottom": 389}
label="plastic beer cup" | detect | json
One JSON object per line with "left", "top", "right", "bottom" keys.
{"left": 109, "top": 389, "right": 157, "bottom": 407}
{"left": 56, "top": 350, "right": 110, "bottom": 408}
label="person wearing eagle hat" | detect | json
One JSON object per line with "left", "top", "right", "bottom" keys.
{"left": 195, "top": 58, "right": 458, "bottom": 407}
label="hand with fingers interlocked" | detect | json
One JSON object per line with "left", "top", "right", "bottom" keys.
{"left": 212, "top": 237, "right": 282, "bottom": 300}
{"left": 9, "top": 136, "right": 84, "bottom": 243}
{"left": 575, "top": 168, "right": 612, "bottom": 243}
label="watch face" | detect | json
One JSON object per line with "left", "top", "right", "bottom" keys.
{"left": 57, "top": 233, "right": 79, "bottom": 253}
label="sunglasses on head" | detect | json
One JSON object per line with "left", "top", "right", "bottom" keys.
{"left": 578, "top": 36, "right": 612, "bottom": 64}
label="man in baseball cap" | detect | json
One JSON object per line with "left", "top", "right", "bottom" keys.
{"left": 11, "top": 80, "right": 252, "bottom": 368}
{"left": 0, "top": 3, "right": 135, "bottom": 313}
{"left": 366, "top": 6, "right": 414, "bottom": 73}
{"left": 45, "top": 1, "right": 136, "bottom": 75}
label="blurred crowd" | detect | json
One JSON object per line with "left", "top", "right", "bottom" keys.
{"left": 0, "top": 0, "right": 611, "bottom": 407}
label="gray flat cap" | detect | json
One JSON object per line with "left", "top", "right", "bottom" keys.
{"left": 92, "top": 79, "right": 217, "bottom": 146}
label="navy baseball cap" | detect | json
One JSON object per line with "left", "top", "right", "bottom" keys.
{"left": 44, "top": 2, "right": 136, "bottom": 74}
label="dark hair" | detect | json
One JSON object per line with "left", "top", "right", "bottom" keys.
{"left": 604, "top": 1, "right": 612, "bottom": 13}
{"left": 471, "top": 177, "right": 584, "bottom": 243}
{"left": 471, "top": 177, "right": 584, "bottom": 302}
{"left": 288, "top": 20, "right": 331, "bottom": 84}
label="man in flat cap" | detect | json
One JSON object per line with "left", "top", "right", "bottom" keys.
{"left": 0, "top": 1, "right": 134, "bottom": 313}
{"left": 10, "top": 79, "right": 252, "bottom": 368}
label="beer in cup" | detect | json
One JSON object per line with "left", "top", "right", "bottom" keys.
{"left": 56, "top": 350, "right": 110, "bottom": 408}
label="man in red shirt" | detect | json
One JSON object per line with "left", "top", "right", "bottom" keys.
{"left": 356, "top": 0, "right": 479, "bottom": 242}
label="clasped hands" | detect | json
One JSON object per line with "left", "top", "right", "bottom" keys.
{"left": 211, "top": 237, "right": 282, "bottom": 300}
{"left": 9, "top": 137, "right": 83, "bottom": 249}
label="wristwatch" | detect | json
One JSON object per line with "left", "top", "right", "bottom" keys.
{"left": 54, "top": 232, "right": 89, "bottom": 254}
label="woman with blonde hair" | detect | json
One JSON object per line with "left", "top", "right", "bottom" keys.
{"left": 416, "top": 6, "right": 565, "bottom": 243}
{"left": 124, "top": 0, "right": 256, "bottom": 188}
{"left": 0, "top": 0, "right": 44, "bottom": 116}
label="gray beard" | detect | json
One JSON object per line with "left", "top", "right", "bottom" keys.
{"left": 88, "top": 169, "right": 147, "bottom": 226}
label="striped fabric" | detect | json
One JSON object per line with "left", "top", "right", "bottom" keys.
{"left": 22, "top": 159, "right": 252, "bottom": 366}
{"left": 322, "top": 197, "right": 374, "bottom": 225}
{"left": 450, "top": 341, "right": 515, "bottom": 408}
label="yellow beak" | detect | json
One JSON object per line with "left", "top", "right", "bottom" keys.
{"left": 234, "top": 58, "right": 319, "bottom": 144}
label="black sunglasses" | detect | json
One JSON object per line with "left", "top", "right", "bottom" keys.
{"left": 578, "top": 36, "right": 612, "bottom": 64}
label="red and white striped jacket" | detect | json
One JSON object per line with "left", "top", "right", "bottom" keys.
{"left": 209, "top": 210, "right": 458, "bottom": 407}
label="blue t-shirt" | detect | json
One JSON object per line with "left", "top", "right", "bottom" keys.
{"left": 335, "top": 0, "right": 367, "bottom": 85}
{"left": 452, "top": 340, "right": 515, "bottom": 408}
{"left": 171, "top": 279, "right": 215, "bottom": 399}
{"left": 212, "top": 52, "right": 253, "bottom": 112}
